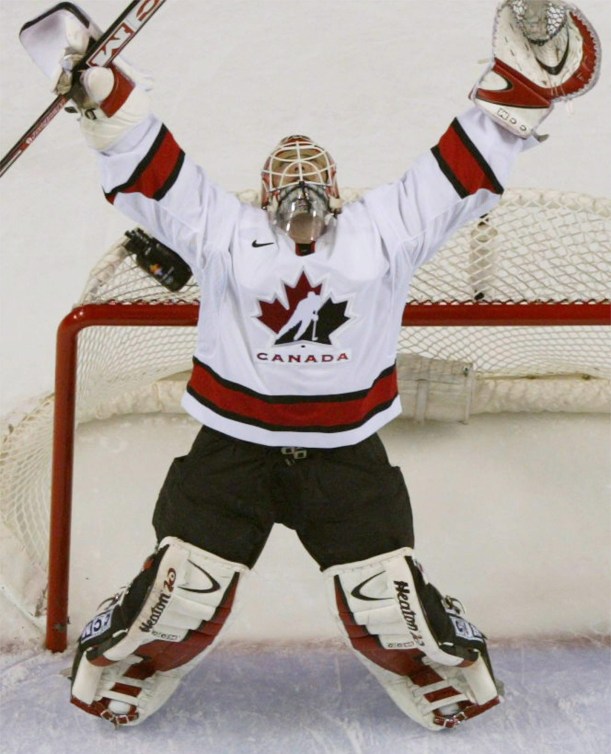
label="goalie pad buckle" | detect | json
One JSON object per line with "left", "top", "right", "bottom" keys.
{"left": 70, "top": 537, "right": 248, "bottom": 726}
{"left": 325, "top": 549, "right": 502, "bottom": 731}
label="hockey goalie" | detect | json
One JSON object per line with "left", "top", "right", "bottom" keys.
{"left": 19, "top": 0, "right": 599, "bottom": 730}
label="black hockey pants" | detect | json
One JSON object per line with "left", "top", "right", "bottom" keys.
{"left": 153, "top": 425, "right": 414, "bottom": 569}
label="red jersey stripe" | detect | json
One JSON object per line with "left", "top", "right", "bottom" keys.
{"left": 187, "top": 360, "right": 399, "bottom": 432}
{"left": 433, "top": 119, "right": 503, "bottom": 198}
{"left": 105, "top": 126, "right": 184, "bottom": 204}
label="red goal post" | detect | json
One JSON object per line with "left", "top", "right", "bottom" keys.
{"left": 0, "top": 187, "right": 608, "bottom": 651}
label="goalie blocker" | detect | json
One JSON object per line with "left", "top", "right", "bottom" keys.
{"left": 70, "top": 537, "right": 247, "bottom": 726}
{"left": 19, "top": 2, "right": 152, "bottom": 151}
{"left": 325, "top": 548, "right": 502, "bottom": 730}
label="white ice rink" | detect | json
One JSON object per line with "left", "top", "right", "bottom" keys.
{"left": 1, "top": 1, "right": 610, "bottom": 752}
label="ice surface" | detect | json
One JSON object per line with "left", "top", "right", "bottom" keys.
{"left": 2, "top": 640, "right": 610, "bottom": 754}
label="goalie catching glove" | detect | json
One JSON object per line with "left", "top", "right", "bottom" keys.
{"left": 70, "top": 537, "right": 247, "bottom": 726}
{"left": 326, "top": 548, "right": 502, "bottom": 731}
{"left": 19, "top": 2, "right": 151, "bottom": 150}
{"left": 472, "top": 0, "right": 601, "bottom": 137}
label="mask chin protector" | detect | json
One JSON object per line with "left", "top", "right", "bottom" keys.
{"left": 273, "top": 182, "right": 332, "bottom": 244}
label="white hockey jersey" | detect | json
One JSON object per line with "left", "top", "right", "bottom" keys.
{"left": 95, "top": 108, "right": 536, "bottom": 448}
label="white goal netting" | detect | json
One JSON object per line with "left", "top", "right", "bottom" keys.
{"left": 1, "top": 187, "right": 609, "bottom": 624}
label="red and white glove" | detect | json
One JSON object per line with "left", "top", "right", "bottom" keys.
{"left": 471, "top": 0, "right": 601, "bottom": 137}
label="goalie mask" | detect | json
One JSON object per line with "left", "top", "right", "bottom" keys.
{"left": 261, "top": 135, "right": 342, "bottom": 244}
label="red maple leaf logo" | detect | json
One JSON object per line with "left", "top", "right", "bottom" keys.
{"left": 257, "top": 272, "right": 322, "bottom": 334}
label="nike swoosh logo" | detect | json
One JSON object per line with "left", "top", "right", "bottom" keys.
{"left": 535, "top": 42, "right": 570, "bottom": 76}
{"left": 252, "top": 240, "right": 274, "bottom": 248}
{"left": 179, "top": 560, "right": 221, "bottom": 594}
{"left": 350, "top": 571, "right": 389, "bottom": 602}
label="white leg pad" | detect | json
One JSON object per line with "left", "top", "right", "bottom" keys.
{"left": 71, "top": 537, "right": 248, "bottom": 725}
{"left": 325, "top": 548, "right": 502, "bottom": 730}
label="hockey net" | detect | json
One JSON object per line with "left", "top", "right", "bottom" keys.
{"left": 0, "top": 187, "right": 609, "bottom": 648}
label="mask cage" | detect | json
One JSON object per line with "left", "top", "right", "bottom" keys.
{"left": 261, "top": 135, "right": 342, "bottom": 214}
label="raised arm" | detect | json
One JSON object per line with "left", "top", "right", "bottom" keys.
{"left": 359, "top": 0, "right": 600, "bottom": 270}
{"left": 19, "top": 3, "right": 241, "bottom": 270}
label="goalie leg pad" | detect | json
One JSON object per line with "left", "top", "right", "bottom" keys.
{"left": 325, "top": 548, "right": 501, "bottom": 731}
{"left": 71, "top": 537, "right": 248, "bottom": 726}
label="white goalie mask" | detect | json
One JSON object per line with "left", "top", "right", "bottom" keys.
{"left": 261, "top": 135, "right": 342, "bottom": 245}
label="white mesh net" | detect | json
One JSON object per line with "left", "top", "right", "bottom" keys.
{"left": 1, "top": 187, "right": 609, "bottom": 621}
{"left": 510, "top": 0, "right": 568, "bottom": 43}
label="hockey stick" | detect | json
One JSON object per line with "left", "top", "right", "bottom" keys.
{"left": 0, "top": 0, "right": 169, "bottom": 179}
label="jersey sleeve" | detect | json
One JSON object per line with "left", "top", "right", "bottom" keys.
{"left": 93, "top": 114, "right": 241, "bottom": 271}
{"left": 362, "top": 107, "right": 540, "bottom": 271}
